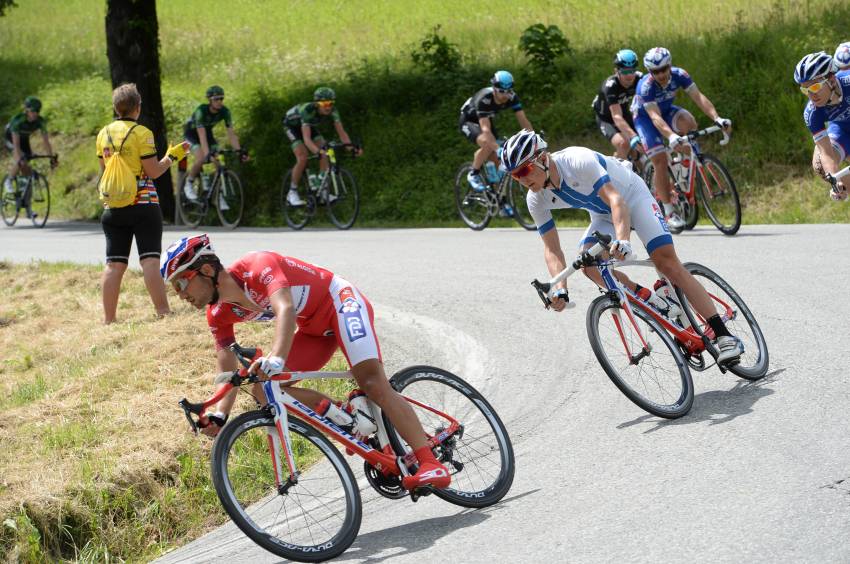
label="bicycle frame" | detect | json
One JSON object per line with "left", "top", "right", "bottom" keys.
{"left": 179, "top": 346, "right": 462, "bottom": 490}
{"left": 663, "top": 125, "right": 730, "bottom": 206}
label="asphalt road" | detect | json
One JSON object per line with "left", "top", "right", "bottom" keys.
{"left": 3, "top": 222, "right": 849, "bottom": 563}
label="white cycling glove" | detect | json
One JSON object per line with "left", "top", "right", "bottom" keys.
{"left": 714, "top": 117, "right": 732, "bottom": 129}
{"left": 258, "top": 355, "right": 285, "bottom": 376}
{"left": 667, "top": 133, "right": 686, "bottom": 149}
{"left": 609, "top": 240, "right": 633, "bottom": 260}
{"left": 629, "top": 135, "right": 642, "bottom": 150}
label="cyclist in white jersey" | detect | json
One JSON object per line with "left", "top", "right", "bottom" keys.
{"left": 501, "top": 129, "right": 744, "bottom": 365}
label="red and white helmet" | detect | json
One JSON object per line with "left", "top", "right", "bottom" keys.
{"left": 160, "top": 234, "right": 218, "bottom": 281}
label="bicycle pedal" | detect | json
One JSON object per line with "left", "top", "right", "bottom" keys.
{"left": 408, "top": 485, "right": 435, "bottom": 503}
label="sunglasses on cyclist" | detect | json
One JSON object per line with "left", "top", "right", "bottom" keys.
{"left": 494, "top": 87, "right": 514, "bottom": 95}
{"left": 617, "top": 68, "right": 637, "bottom": 76}
{"left": 650, "top": 65, "right": 671, "bottom": 76}
{"left": 510, "top": 158, "right": 539, "bottom": 180}
{"left": 316, "top": 100, "right": 334, "bottom": 109}
{"left": 210, "top": 96, "right": 224, "bottom": 102}
{"left": 799, "top": 78, "right": 830, "bottom": 96}
{"left": 173, "top": 269, "right": 199, "bottom": 292}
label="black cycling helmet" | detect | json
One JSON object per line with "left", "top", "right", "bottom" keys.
{"left": 313, "top": 87, "right": 336, "bottom": 101}
{"left": 206, "top": 85, "right": 225, "bottom": 98}
{"left": 24, "top": 96, "right": 42, "bottom": 112}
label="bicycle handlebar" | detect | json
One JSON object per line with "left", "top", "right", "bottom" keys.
{"left": 530, "top": 231, "right": 612, "bottom": 309}
{"left": 686, "top": 124, "right": 730, "bottom": 146}
{"left": 826, "top": 165, "right": 850, "bottom": 198}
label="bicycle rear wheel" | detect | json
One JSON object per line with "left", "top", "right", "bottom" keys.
{"left": 1, "top": 176, "right": 19, "bottom": 226}
{"left": 177, "top": 177, "right": 208, "bottom": 228}
{"left": 587, "top": 295, "right": 694, "bottom": 418}
{"left": 26, "top": 174, "right": 50, "bottom": 228}
{"left": 211, "top": 410, "right": 361, "bottom": 563}
{"left": 325, "top": 167, "right": 359, "bottom": 229}
{"left": 454, "top": 163, "right": 492, "bottom": 230}
{"left": 215, "top": 170, "right": 244, "bottom": 229}
{"left": 675, "top": 262, "right": 768, "bottom": 380}
{"left": 383, "top": 366, "right": 515, "bottom": 508}
{"left": 696, "top": 154, "right": 741, "bottom": 235}
{"left": 506, "top": 176, "right": 535, "bottom": 230}
{"left": 281, "top": 169, "right": 316, "bottom": 230}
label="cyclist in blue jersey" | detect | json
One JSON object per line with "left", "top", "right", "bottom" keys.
{"left": 795, "top": 52, "right": 850, "bottom": 200}
{"left": 631, "top": 47, "right": 731, "bottom": 233}
{"left": 501, "top": 129, "right": 744, "bottom": 365}
{"left": 835, "top": 42, "right": 850, "bottom": 71}
{"left": 459, "top": 70, "right": 534, "bottom": 191}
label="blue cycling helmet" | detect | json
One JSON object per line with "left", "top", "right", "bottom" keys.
{"left": 491, "top": 70, "right": 514, "bottom": 90}
{"left": 500, "top": 129, "right": 547, "bottom": 172}
{"left": 834, "top": 42, "right": 850, "bottom": 70}
{"left": 614, "top": 49, "right": 638, "bottom": 70}
{"left": 643, "top": 47, "right": 672, "bottom": 71}
{"left": 794, "top": 52, "right": 838, "bottom": 84}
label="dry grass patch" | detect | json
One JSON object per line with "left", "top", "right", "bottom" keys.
{"left": 0, "top": 262, "right": 350, "bottom": 562}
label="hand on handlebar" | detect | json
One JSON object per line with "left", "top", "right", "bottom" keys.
{"left": 827, "top": 175, "right": 847, "bottom": 201}
{"left": 714, "top": 117, "right": 732, "bottom": 132}
{"left": 199, "top": 411, "right": 228, "bottom": 437}
{"left": 550, "top": 288, "right": 570, "bottom": 312}
{"left": 238, "top": 148, "right": 250, "bottom": 162}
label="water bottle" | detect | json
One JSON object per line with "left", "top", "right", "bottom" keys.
{"left": 307, "top": 172, "right": 319, "bottom": 190}
{"left": 636, "top": 286, "right": 670, "bottom": 315}
{"left": 344, "top": 390, "right": 377, "bottom": 438}
{"left": 653, "top": 279, "right": 684, "bottom": 322}
{"left": 316, "top": 398, "right": 354, "bottom": 428}
{"left": 680, "top": 156, "right": 691, "bottom": 183}
{"left": 201, "top": 175, "right": 211, "bottom": 193}
{"left": 484, "top": 161, "right": 499, "bottom": 183}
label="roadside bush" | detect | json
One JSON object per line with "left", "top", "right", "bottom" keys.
{"left": 411, "top": 25, "right": 462, "bottom": 74}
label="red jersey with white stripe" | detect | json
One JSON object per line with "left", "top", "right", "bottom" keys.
{"left": 206, "top": 251, "right": 334, "bottom": 350}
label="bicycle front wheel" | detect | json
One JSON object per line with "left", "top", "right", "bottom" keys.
{"left": 676, "top": 262, "right": 768, "bottom": 380}
{"left": 28, "top": 174, "right": 50, "bottom": 228}
{"left": 281, "top": 169, "right": 316, "bottom": 230}
{"left": 178, "top": 178, "right": 207, "bottom": 228}
{"left": 384, "top": 366, "right": 515, "bottom": 508}
{"left": 0, "top": 176, "right": 19, "bottom": 226}
{"left": 454, "top": 164, "right": 492, "bottom": 230}
{"left": 325, "top": 167, "right": 359, "bottom": 229}
{"left": 696, "top": 154, "right": 741, "bottom": 235}
{"left": 211, "top": 410, "right": 362, "bottom": 563}
{"left": 587, "top": 295, "right": 694, "bottom": 418}
{"left": 506, "top": 176, "right": 535, "bottom": 230}
{"left": 215, "top": 170, "right": 244, "bottom": 229}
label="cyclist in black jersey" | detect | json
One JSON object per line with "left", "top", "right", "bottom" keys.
{"left": 3, "top": 96, "right": 56, "bottom": 194}
{"left": 591, "top": 49, "right": 643, "bottom": 160}
{"left": 459, "top": 70, "right": 533, "bottom": 191}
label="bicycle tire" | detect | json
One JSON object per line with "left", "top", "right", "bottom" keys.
{"left": 1, "top": 175, "right": 19, "bottom": 226}
{"left": 454, "top": 163, "right": 492, "bottom": 230}
{"left": 587, "top": 294, "right": 694, "bottom": 418}
{"left": 643, "top": 161, "right": 697, "bottom": 230}
{"left": 211, "top": 410, "right": 362, "bottom": 563}
{"left": 215, "top": 169, "right": 244, "bottom": 229}
{"left": 177, "top": 176, "right": 208, "bottom": 228}
{"left": 506, "top": 176, "right": 535, "bottom": 230}
{"left": 26, "top": 173, "right": 50, "bottom": 228}
{"left": 696, "top": 154, "right": 741, "bottom": 236}
{"left": 325, "top": 167, "right": 359, "bottom": 229}
{"left": 281, "top": 169, "right": 315, "bottom": 230}
{"left": 675, "top": 262, "right": 768, "bottom": 380}
{"left": 383, "top": 366, "right": 515, "bottom": 508}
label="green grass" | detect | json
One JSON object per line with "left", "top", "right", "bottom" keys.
{"left": 2, "top": 0, "right": 848, "bottom": 226}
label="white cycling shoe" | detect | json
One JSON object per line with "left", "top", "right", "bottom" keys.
{"left": 666, "top": 212, "right": 685, "bottom": 234}
{"left": 287, "top": 190, "right": 306, "bottom": 206}
{"left": 183, "top": 180, "right": 199, "bottom": 201}
{"left": 715, "top": 335, "right": 745, "bottom": 365}
{"left": 467, "top": 171, "right": 487, "bottom": 192}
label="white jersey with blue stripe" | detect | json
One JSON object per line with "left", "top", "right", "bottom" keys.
{"left": 803, "top": 70, "right": 850, "bottom": 142}
{"left": 527, "top": 147, "right": 646, "bottom": 235}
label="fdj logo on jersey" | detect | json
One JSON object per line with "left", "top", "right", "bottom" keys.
{"left": 338, "top": 288, "right": 366, "bottom": 341}
{"left": 652, "top": 202, "right": 670, "bottom": 234}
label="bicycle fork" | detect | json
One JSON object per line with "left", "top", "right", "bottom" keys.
{"left": 600, "top": 266, "right": 653, "bottom": 365}
{"left": 262, "top": 381, "right": 299, "bottom": 493}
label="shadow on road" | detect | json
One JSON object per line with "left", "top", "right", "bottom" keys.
{"left": 617, "top": 368, "right": 784, "bottom": 433}
{"left": 343, "top": 489, "right": 541, "bottom": 562}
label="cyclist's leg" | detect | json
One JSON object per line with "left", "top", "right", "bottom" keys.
{"left": 134, "top": 204, "right": 170, "bottom": 317}
{"left": 635, "top": 112, "right": 673, "bottom": 204}
{"left": 282, "top": 329, "right": 341, "bottom": 408}
{"left": 473, "top": 129, "right": 498, "bottom": 171}
{"left": 597, "top": 115, "right": 628, "bottom": 159}
{"left": 314, "top": 134, "right": 329, "bottom": 174}
{"left": 671, "top": 106, "right": 697, "bottom": 152}
{"left": 100, "top": 208, "right": 133, "bottom": 324}
{"left": 184, "top": 126, "right": 204, "bottom": 180}
{"left": 287, "top": 126, "right": 309, "bottom": 186}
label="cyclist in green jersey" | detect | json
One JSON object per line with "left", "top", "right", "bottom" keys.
{"left": 4, "top": 96, "right": 57, "bottom": 194}
{"left": 182, "top": 86, "right": 247, "bottom": 202}
{"left": 282, "top": 87, "right": 360, "bottom": 206}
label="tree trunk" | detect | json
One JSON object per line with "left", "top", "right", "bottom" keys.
{"left": 105, "top": 0, "right": 175, "bottom": 221}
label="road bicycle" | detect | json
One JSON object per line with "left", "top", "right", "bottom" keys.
{"left": 1, "top": 154, "right": 55, "bottom": 228}
{"left": 454, "top": 138, "right": 535, "bottom": 231}
{"left": 531, "top": 231, "right": 768, "bottom": 419}
{"left": 179, "top": 343, "right": 514, "bottom": 562}
{"left": 177, "top": 149, "right": 245, "bottom": 229}
{"left": 282, "top": 141, "right": 360, "bottom": 230}
{"left": 642, "top": 125, "right": 742, "bottom": 235}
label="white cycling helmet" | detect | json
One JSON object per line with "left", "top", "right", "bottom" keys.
{"left": 794, "top": 51, "right": 838, "bottom": 84}
{"left": 643, "top": 47, "right": 672, "bottom": 71}
{"left": 160, "top": 234, "right": 218, "bottom": 282}
{"left": 500, "top": 129, "right": 547, "bottom": 172}
{"left": 834, "top": 42, "right": 850, "bottom": 71}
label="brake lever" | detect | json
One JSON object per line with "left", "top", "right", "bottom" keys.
{"left": 531, "top": 279, "right": 552, "bottom": 309}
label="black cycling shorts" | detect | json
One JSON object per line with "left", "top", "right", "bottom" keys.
{"left": 459, "top": 115, "right": 499, "bottom": 144}
{"left": 4, "top": 130, "right": 33, "bottom": 159}
{"left": 284, "top": 124, "right": 323, "bottom": 149}
{"left": 184, "top": 124, "right": 216, "bottom": 151}
{"left": 595, "top": 114, "right": 635, "bottom": 142}
{"left": 101, "top": 203, "right": 163, "bottom": 264}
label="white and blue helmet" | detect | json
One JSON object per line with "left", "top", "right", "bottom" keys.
{"left": 491, "top": 70, "right": 514, "bottom": 90}
{"left": 500, "top": 129, "right": 547, "bottom": 172}
{"left": 834, "top": 42, "right": 850, "bottom": 70}
{"left": 794, "top": 51, "right": 838, "bottom": 84}
{"left": 643, "top": 47, "right": 672, "bottom": 71}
